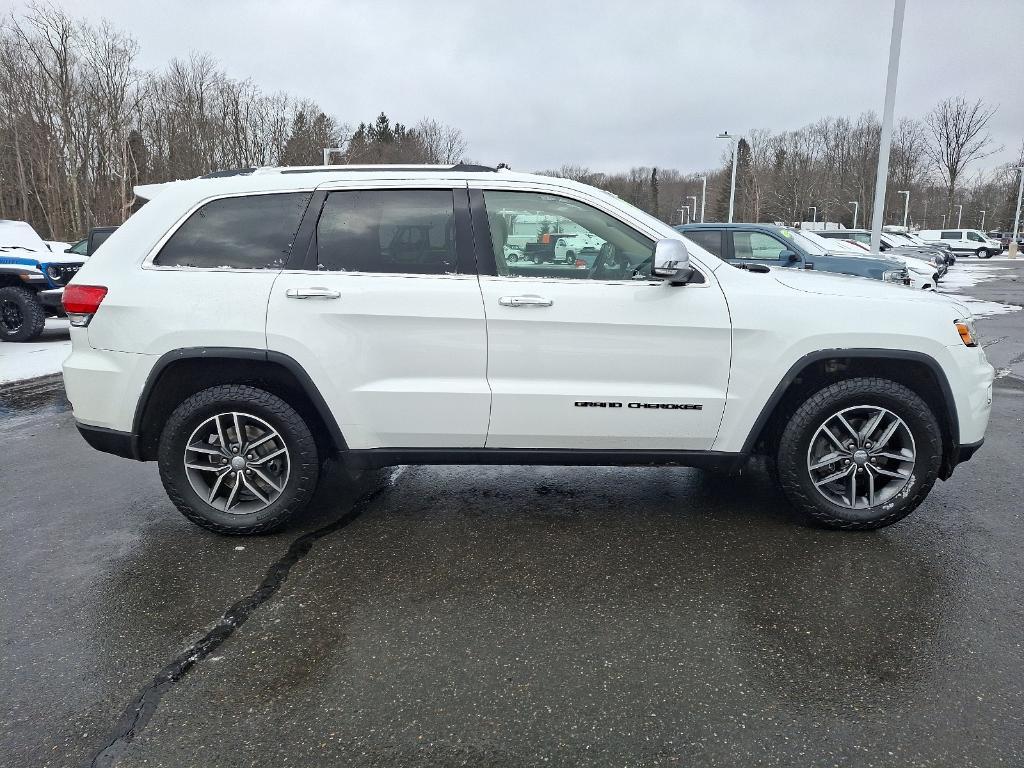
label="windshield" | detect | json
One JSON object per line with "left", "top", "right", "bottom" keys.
{"left": 778, "top": 227, "right": 826, "bottom": 255}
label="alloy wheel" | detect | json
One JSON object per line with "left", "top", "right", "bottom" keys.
{"left": 1, "top": 299, "right": 24, "bottom": 334}
{"left": 806, "top": 405, "right": 916, "bottom": 509}
{"left": 183, "top": 411, "right": 290, "bottom": 513}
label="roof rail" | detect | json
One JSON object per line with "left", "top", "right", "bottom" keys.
{"left": 274, "top": 162, "right": 498, "bottom": 175}
{"left": 199, "top": 167, "right": 256, "bottom": 179}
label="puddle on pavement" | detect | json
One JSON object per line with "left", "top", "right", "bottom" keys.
{"left": 0, "top": 375, "right": 70, "bottom": 426}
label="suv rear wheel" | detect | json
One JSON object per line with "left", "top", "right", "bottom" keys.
{"left": 0, "top": 286, "right": 47, "bottom": 342}
{"left": 158, "top": 384, "right": 319, "bottom": 534}
{"left": 776, "top": 377, "right": 942, "bottom": 530}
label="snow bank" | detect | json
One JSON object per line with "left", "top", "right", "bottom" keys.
{"left": 0, "top": 318, "right": 70, "bottom": 385}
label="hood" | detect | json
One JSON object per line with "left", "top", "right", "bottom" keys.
{"left": 0, "top": 219, "right": 50, "bottom": 253}
{"left": 772, "top": 266, "right": 968, "bottom": 312}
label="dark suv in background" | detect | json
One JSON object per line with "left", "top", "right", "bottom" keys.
{"left": 676, "top": 223, "right": 910, "bottom": 285}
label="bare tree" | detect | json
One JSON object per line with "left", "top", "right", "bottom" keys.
{"left": 924, "top": 96, "right": 999, "bottom": 214}
{"left": 415, "top": 117, "right": 467, "bottom": 164}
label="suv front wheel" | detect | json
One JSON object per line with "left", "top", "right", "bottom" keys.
{"left": 776, "top": 377, "right": 942, "bottom": 530}
{"left": 158, "top": 384, "right": 319, "bottom": 534}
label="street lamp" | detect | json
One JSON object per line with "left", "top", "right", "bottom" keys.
{"left": 808, "top": 206, "right": 817, "bottom": 227}
{"left": 687, "top": 196, "right": 698, "bottom": 224}
{"left": 848, "top": 201, "right": 859, "bottom": 229}
{"left": 897, "top": 190, "right": 910, "bottom": 228}
{"left": 322, "top": 147, "right": 345, "bottom": 165}
{"left": 941, "top": 214, "right": 946, "bottom": 228}
{"left": 955, "top": 204, "right": 963, "bottom": 228}
{"left": 700, "top": 176, "right": 707, "bottom": 222}
{"left": 980, "top": 209, "right": 986, "bottom": 230}
{"left": 679, "top": 205, "right": 691, "bottom": 224}
{"left": 717, "top": 132, "right": 739, "bottom": 223}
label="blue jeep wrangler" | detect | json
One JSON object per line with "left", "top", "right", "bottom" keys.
{"left": 0, "top": 220, "right": 85, "bottom": 342}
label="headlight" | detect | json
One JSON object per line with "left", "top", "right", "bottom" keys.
{"left": 955, "top": 318, "right": 978, "bottom": 347}
{"left": 882, "top": 269, "right": 907, "bottom": 283}
{"left": 45, "top": 265, "right": 61, "bottom": 281}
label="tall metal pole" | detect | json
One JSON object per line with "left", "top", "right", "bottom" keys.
{"left": 898, "top": 190, "right": 910, "bottom": 227}
{"left": 956, "top": 204, "right": 963, "bottom": 228}
{"left": 870, "top": 0, "right": 906, "bottom": 255}
{"left": 809, "top": 206, "right": 817, "bottom": 226}
{"left": 700, "top": 176, "right": 707, "bottom": 222}
{"left": 980, "top": 210, "right": 986, "bottom": 230}
{"left": 1011, "top": 166, "right": 1024, "bottom": 258}
{"left": 922, "top": 199, "right": 928, "bottom": 228}
{"left": 849, "top": 201, "right": 859, "bottom": 229}
{"left": 717, "top": 132, "right": 739, "bottom": 223}
{"left": 941, "top": 214, "right": 946, "bottom": 228}
{"left": 687, "top": 196, "right": 698, "bottom": 224}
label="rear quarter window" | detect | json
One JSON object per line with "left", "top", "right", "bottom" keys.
{"left": 154, "top": 192, "right": 311, "bottom": 269}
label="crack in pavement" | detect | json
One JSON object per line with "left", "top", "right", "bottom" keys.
{"left": 86, "top": 472, "right": 399, "bottom": 768}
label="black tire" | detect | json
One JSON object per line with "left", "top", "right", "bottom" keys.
{"left": 776, "top": 377, "right": 942, "bottom": 530}
{"left": 976, "top": 248, "right": 990, "bottom": 259}
{"left": 0, "top": 286, "right": 47, "bottom": 342}
{"left": 158, "top": 384, "right": 319, "bottom": 535}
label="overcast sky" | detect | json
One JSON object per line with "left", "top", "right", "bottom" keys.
{"left": 50, "top": 0, "right": 1024, "bottom": 174}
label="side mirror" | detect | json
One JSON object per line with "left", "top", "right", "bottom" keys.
{"left": 781, "top": 249, "right": 800, "bottom": 263}
{"left": 652, "top": 238, "right": 695, "bottom": 285}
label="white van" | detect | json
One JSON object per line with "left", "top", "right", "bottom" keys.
{"left": 918, "top": 229, "right": 1002, "bottom": 259}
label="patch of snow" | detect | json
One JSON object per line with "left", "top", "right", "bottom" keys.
{"left": 0, "top": 317, "right": 71, "bottom": 384}
{"left": 936, "top": 263, "right": 1021, "bottom": 318}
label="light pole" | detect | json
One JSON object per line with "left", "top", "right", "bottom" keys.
{"left": 700, "top": 176, "right": 707, "bottom": 222}
{"left": 980, "top": 210, "right": 986, "bottom": 230}
{"left": 322, "top": 147, "right": 344, "bottom": 165}
{"left": 941, "top": 214, "right": 946, "bottom": 228}
{"left": 897, "top": 190, "right": 910, "bottom": 228}
{"left": 956, "top": 204, "right": 963, "bottom": 228}
{"left": 869, "top": 0, "right": 907, "bottom": 255}
{"left": 922, "top": 199, "right": 928, "bottom": 228}
{"left": 687, "top": 196, "right": 698, "bottom": 224}
{"left": 849, "top": 201, "right": 859, "bottom": 229}
{"left": 808, "top": 206, "right": 817, "bottom": 227}
{"left": 717, "top": 132, "right": 739, "bottom": 222}
{"left": 1012, "top": 166, "right": 1024, "bottom": 257}
{"left": 679, "top": 205, "right": 691, "bottom": 224}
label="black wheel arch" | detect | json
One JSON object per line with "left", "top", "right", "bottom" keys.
{"left": 133, "top": 348, "right": 347, "bottom": 461}
{"left": 742, "top": 349, "right": 961, "bottom": 479}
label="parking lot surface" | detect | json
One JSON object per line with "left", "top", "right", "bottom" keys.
{"left": 2, "top": 260, "right": 1023, "bottom": 767}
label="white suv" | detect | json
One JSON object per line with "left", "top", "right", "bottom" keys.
{"left": 62, "top": 165, "right": 994, "bottom": 534}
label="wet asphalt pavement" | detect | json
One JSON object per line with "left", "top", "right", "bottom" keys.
{"left": 2, "top": 262, "right": 1023, "bottom": 767}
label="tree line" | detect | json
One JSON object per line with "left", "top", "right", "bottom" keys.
{"left": 1, "top": 4, "right": 1019, "bottom": 242}
{"left": 545, "top": 101, "right": 1021, "bottom": 233}
{"left": 0, "top": 5, "right": 466, "bottom": 239}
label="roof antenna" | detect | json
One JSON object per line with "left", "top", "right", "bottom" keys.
{"left": 496, "top": 162, "right": 511, "bottom": 171}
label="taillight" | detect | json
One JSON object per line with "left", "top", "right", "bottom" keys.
{"left": 63, "top": 284, "right": 107, "bottom": 327}
{"left": 575, "top": 258, "right": 587, "bottom": 269}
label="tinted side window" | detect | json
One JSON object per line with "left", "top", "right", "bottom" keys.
{"left": 684, "top": 230, "right": 724, "bottom": 257}
{"left": 316, "top": 190, "right": 456, "bottom": 274}
{"left": 967, "top": 231, "right": 984, "bottom": 242}
{"left": 155, "top": 193, "right": 310, "bottom": 269}
{"left": 940, "top": 230, "right": 959, "bottom": 239}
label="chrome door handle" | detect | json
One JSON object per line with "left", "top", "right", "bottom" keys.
{"left": 286, "top": 287, "right": 341, "bottom": 300}
{"left": 498, "top": 295, "right": 553, "bottom": 308}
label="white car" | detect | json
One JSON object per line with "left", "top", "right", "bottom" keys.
{"left": 918, "top": 228, "right": 1002, "bottom": 259}
{"left": 62, "top": 164, "right": 993, "bottom": 534}
{"left": 798, "top": 231, "right": 937, "bottom": 290}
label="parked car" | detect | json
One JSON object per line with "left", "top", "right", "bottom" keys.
{"left": 64, "top": 164, "right": 992, "bottom": 534}
{"left": 797, "top": 230, "right": 938, "bottom": 290}
{"left": 676, "top": 223, "right": 911, "bottom": 286}
{"left": 0, "top": 219, "right": 85, "bottom": 341}
{"left": 918, "top": 228, "right": 1003, "bottom": 259}
{"left": 816, "top": 229, "right": 949, "bottom": 274}
{"left": 986, "top": 230, "right": 1024, "bottom": 250}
